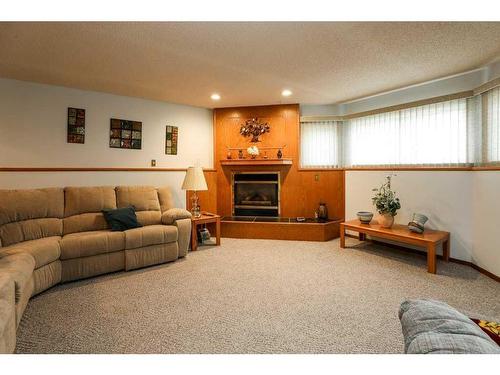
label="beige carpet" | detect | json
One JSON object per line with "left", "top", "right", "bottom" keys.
{"left": 16, "top": 238, "right": 500, "bottom": 353}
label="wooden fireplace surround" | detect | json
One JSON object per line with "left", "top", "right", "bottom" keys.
{"left": 187, "top": 104, "right": 345, "bottom": 241}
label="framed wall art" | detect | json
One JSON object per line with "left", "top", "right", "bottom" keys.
{"left": 67, "top": 107, "right": 85, "bottom": 143}
{"left": 110, "top": 118, "right": 142, "bottom": 149}
{"left": 165, "top": 125, "right": 178, "bottom": 155}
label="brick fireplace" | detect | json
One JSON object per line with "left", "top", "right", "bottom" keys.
{"left": 231, "top": 171, "right": 280, "bottom": 217}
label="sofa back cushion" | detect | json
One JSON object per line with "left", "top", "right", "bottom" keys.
{"left": 0, "top": 188, "right": 64, "bottom": 247}
{"left": 157, "top": 187, "right": 174, "bottom": 212}
{"left": 115, "top": 186, "right": 161, "bottom": 225}
{"left": 63, "top": 186, "right": 117, "bottom": 235}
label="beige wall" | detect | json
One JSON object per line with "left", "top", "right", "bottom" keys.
{"left": 345, "top": 171, "right": 474, "bottom": 262}
{"left": 0, "top": 78, "right": 214, "bottom": 208}
{"left": 472, "top": 172, "right": 500, "bottom": 276}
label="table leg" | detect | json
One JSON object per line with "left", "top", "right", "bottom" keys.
{"left": 216, "top": 218, "right": 221, "bottom": 246}
{"left": 443, "top": 237, "right": 450, "bottom": 262}
{"left": 427, "top": 243, "right": 436, "bottom": 274}
{"left": 191, "top": 222, "right": 198, "bottom": 251}
{"left": 359, "top": 232, "right": 366, "bottom": 241}
{"left": 340, "top": 224, "right": 345, "bottom": 248}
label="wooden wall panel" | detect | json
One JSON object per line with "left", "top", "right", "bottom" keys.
{"left": 214, "top": 104, "right": 345, "bottom": 219}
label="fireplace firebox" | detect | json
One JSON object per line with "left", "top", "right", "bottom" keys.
{"left": 232, "top": 171, "right": 280, "bottom": 217}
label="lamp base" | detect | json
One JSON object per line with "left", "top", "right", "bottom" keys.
{"left": 190, "top": 191, "right": 202, "bottom": 218}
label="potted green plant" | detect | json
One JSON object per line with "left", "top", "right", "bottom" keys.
{"left": 372, "top": 175, "right": 401, "bottom": 228}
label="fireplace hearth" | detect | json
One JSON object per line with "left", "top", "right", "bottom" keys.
{"left": 232, "top": 171, "right": 280, "bottom": 217}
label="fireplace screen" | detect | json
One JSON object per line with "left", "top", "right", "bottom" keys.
{"left": 232, "top": 172, "right": 280, "bottom": 217}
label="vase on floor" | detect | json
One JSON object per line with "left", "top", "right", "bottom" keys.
{"left": 378, "top": 213, "right": 394, "bottom": 228}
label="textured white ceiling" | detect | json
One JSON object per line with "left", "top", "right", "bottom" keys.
{"left": 1, "top": 22, "right": 500, "bottom": 108}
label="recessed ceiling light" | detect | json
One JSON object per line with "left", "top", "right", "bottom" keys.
{"left": 211, "top": 93, "right": 221, "bottom": 100}
{"left": 281, "top": 89, "right": 292, "bottom": 97}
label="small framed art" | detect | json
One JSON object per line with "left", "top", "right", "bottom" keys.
{"left": 67, "top": 107, "right": 85, "bottom": 143}
{"left": 165, "top": 125, "right": 178, "bottom": 155}
{"left": 110, "top": 118, "right": 142, "bottom": 149}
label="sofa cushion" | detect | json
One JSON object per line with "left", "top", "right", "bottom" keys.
{"left": 0, "top": 188, "right": 64, "bottom": 246}
{"left": 63, "top": 186, "right": 117, "bottom": 235}
{"left": 116, "top": 186, "right": 160, "bottom": 211}
{"left": 103, "top": 206, "right": 142, "bottom": 231}
{"left": 0, "top": 187, "right": 64, "bottom": 226}
{"left": 124, "top": 225, "right": 178, "bottom": 250}
{"left": 0, "top": 236, "right": 61, "bottom": 269}
{"left": 116, "top": 186, "right": 162, "bottom": 226}
{"left": 161, "top": 208, "right": 192, "bottom": 225}
{"left": 0, "top": 274, "right": 16, "bottom": 353}
{"left": 399, "top": 299, "right": 500, "bottom": 354}
{"left": 64, "top": 186, "right": 117, "bottom": 217}
{"left": 157, "top": 187, "right": 174, "bottom": 212}
{"left": 60, "top": 230, "right": 125, "bottom": 260}
{"left": 0, "top": 253, "right": 35, "bottom": 303}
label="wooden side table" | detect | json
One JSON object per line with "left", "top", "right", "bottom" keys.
{"left": 191, "top": 212, "right": 221, "bottom": 251}
{"left": 340, "top": 219, "right": 450, "bottom": 274}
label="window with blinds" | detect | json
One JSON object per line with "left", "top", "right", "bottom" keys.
{"left": 300, "top": 121, "right": 342, "bottom": 168}
{"left": 343, "top": 99, "right": 469, "bottom": 167}
{"left": 485, "top": 87, "right": 500, "bottom": 163}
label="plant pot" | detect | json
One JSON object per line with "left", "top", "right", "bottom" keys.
{"left": 378, "top": 213, "right": 394, "bottom": 228}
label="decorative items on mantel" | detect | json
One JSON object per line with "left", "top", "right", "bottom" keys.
{"left": 225, "top": 145, "right": 287, "bottom": 161}
{"left": 371, "top": 175, "right": 401, "bottom": 228}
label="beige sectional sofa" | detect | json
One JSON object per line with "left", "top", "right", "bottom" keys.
{"left": 0, "top": 185, "right": 192, "bottom": 353}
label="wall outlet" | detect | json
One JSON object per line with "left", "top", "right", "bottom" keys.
{"left": 315, "top": 174, "right": 319, "bottom": 181}
{"left": 151, "top": 159, "right": 156, "bottom": 167}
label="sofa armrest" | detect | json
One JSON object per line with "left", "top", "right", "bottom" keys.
{"left": 161, "top": 208, "right": 192, "bottom": 225}
{"left": 0, "top": 274, "right": 16, "bottom": 354}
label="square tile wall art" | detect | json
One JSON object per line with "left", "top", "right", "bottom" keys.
{"left": 165, "top": 125, "right": 178, "bottom": 155}
{"left": 110, "top": 118, "right": 142, "bottom": 149}
{"left": 67, "top": 107, "right": 85, "bottom": 143}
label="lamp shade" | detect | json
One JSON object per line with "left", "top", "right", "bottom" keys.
{"left": 181, "top": 166, "right": 208, "bottom": 191}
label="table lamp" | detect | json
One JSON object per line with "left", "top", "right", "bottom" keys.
{"left": 182, "top": 166, "right": 208, "bottom": 218}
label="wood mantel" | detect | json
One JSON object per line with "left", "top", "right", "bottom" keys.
{"left": 220, "top": 158, "right": 292, "bottom": 166}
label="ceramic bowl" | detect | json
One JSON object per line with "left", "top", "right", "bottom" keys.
{"left": 357, "top": 211, "right": 373, "bottom": 224}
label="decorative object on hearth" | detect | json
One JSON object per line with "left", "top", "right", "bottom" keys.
{"left": 238, "top": 149, "right": 244, "bottom": 159}
{"left": 318, "top": 202, "right": 328, "bottom": 220}
{"left": 263, "top": 151, "right": 268, "bottom": 159}
{"left": 110, "top": 118, "right": 142, "bottom": 149}
{"left": 165, "top": 125, "right": 178, "bottom": 155}
{"left": 182, "top": 166, "right": 208, "bottom": 218}
{"left": 240, "top": 118, "right": 270, "bottom": 142}
{"left": 408, "top": 213, "right": 429, "bottom": 233}
{"left": 226, "top": 151, "right": 232, "bottom": 159}
{"left": 372, "top": 175, "right": 401, "bottom": 228}
{"left": 277, "top": 149, "right": 283, "bottom": 159}
{"left": 357, "top": 211, "right": 373, "bottom": 224}
{"left": 67, "top": 107, "right": 85, "bottom": 144}
{"left": 247, "top": 145, "right": 260, "bottom": 159}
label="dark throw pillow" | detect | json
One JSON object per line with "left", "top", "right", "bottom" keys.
{"left": 102, "top": 206, "right": 142, "bottom": 231}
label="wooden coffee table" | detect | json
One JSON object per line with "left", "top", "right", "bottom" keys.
{"left": 191, "top": 212, "right": 221, "bottom": 251}
{"left": 340, "top": 219, "right": 450, "bottom": 274}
